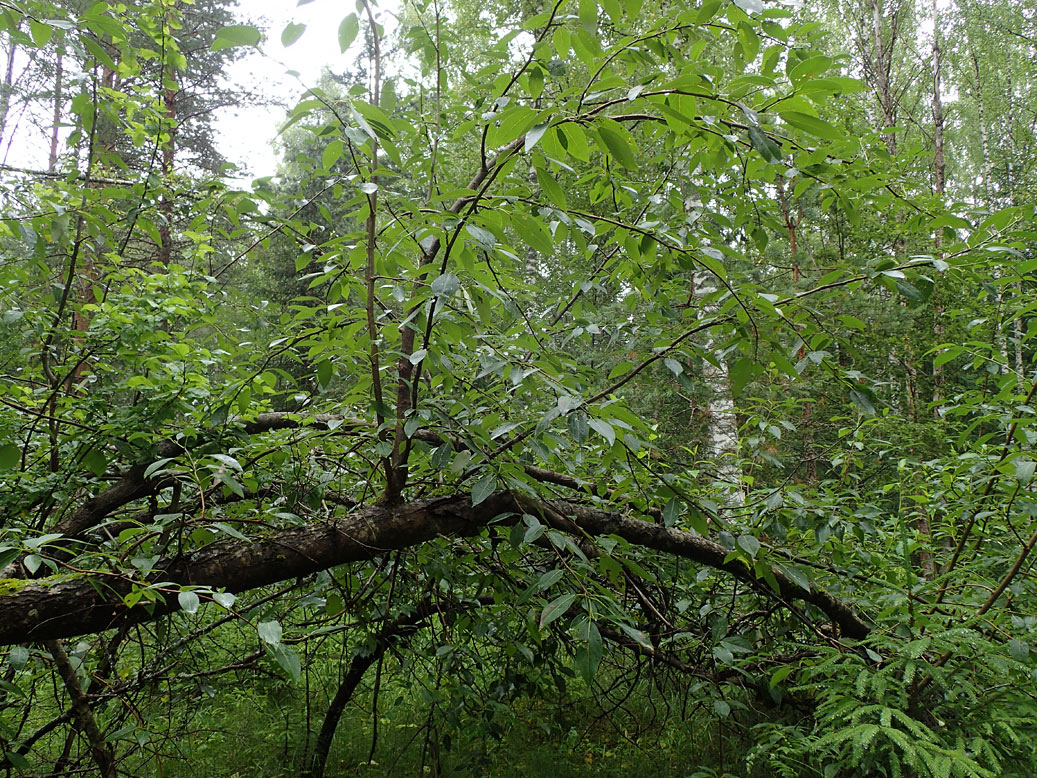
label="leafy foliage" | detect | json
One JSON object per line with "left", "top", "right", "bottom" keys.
{"left": 0, "top": 0, "right": 1036, "bottom": 775}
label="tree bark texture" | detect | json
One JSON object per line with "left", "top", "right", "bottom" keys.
{"left": 0, "top": 491, "right": 869, "bottom": 645}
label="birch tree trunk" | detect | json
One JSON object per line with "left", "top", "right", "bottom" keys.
{"left": 0, "top": 35, "right": 17, "bottom": 149}
{"left": 930, "top": 0, "right": 945, "bottom": 411}
{"left": 967, "top": 41, "right": 1015, "bottom": 378}
{"left": 48, "top": 53, "right": 62, "bottom": 173}
{"left": 691, "top": 267, "right": 744, "bottom": 508}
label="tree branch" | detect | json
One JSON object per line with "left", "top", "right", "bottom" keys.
{"left": 0, "top": 493, "right": 869, "bottom": 645}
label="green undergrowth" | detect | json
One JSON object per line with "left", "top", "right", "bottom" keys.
{"left": 129, "top": 672, "right": 758, "bottom": 778}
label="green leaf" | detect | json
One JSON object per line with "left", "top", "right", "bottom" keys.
{"left": 777, "top": 564, "right": 811, "bottom": 592}
{"left": 23, "top": 533, "right": 62, "bottom": 551}
{"left": 258, "top": 621, "right": 283, "bottom": 646}
{"left": 281, "top": 22, "right": 306, "bottom": 47}
{"left": 618, "top": 623, "right": 653, "bottom": 651}
{"left": 211, "top": 522, "right": 248, "bottom": 541}
{"left": 1009, "top": 639, "right": 1030, "bottom": 661}
{"left": 932, "top": 347, "right": 961, "bottom": 368}
{"left": 738, "top": 23, "right": 760, "bottom": 62}
{"left": 769, "top": 665, "right": 794, "bottom": 689}
{"left": 466, "top": 224, "right": 496, "bottom": 250}
{"left": 560, "top": 123, "right": 590, "bottom": 161}
{"left": 8, "top": 645, "right": 28, "bottom": 670}
{"left": 83, "top": 36, "right": 117, "bottom": 71}
{"left": 211, "top": 454, "right": 242, "bottom": 472}
{"left": 849, "top": 387, "right": 876, "bottom": 416}
{"left": 523, "top": 522, "right": 545, "bottom": 544}
{"left": 575, "top": 622, "right": 603, "bottom": 683}
{"left": 525, "top": 123, "right": 548, "bottom": 153}
{"left": 0, "top": 548, "right": 19, "bottom": 570}
{"left": 732, "top": 0, "right": 763, "bottom": 13}
{"left": 213, "top": 592, "right": 236, "bottom": 609}
{"left": 1, "top": 751, "right": 28, "bottom": 770}
{"left": 29, "top": 19, "right": 53, "bottom": 47}
{"left": 729, "top": 357, "right": 758, "bottom": 396}
{"left": 737, "top": 534, "right": 760, "bottom": 558}
{"left": 696, "top": 0, "right": 723, "bottom": 23}
{"left": 578, "top": 0, "right": 597, "bottom": 32}
{"left": 596, "top": 123, "right": 637, "bottom": 170}
{"left": 747, "top": 126, "right": 782, "bottom": 163}
{"left": 567, "top": 410, "right": 589, "bottom": 443}
{"left": 662, "top": 498, "right": 681, "bottom": 527}
{"left": 1014, "top": 458, "right": 1035, "bottom": 485}
{"left": 713, "top": 644, "right": 734, "bottom": 664}
{"left": 178, "top": 591, "right": 200, "bottom": 615}
{"left": 0, "top": 443, "right": 20, "bottom": 469}
{"left": 218, "top": 474, "right": 245, "bottom": 498}
{"left": 338, "top": 13, "right": 359, "bottom": 53}
{"left": 540, "top": 593, "right": 576, "bottom": 627}
{"left": 431, "top": 272, "right": 460, "bottom": 297}
{"left": 779, "top": 110, "right": 844, "bottom": 141}
{"left": 212, "top": 25, "right": 262, "bottom": 51}
{"left": 316, "top": 359, "right": 333, "bottom": 390}
{"left": 535, "top": 166, "right": 567, "bottom": 208}
{"left": 270, "top": 644, "right": 302, "bottom": 682}
{"left": 404, "top": 415, "right": 421, "bottom": 438}
{"left": 797, "top": 76, "right": 864, "bottom": 96}
{"left": 894, "top": 277, "right": 932, "bottom": 305}
{"left": 514, "top": 213, "right": 553, "bottom": 255}
{"left": 608, "top": 361, "right": 633, "bottom": 379}
{"left": 322, "top": 139, "right": 343, "bottom": 170}
{"left": 588, "top": 419, "right": 615, "bottom": 446}
{"left": 471, "top": 473, "right": 498, "bottom": 506}
{"left": 82, "top": 448, "right": 107, "bottom": 477}
{"left": 789, "top": 55, "right": 832, "bottom": 85}
{"left": 537, "top": 569, "right": 565, "bottom": 591}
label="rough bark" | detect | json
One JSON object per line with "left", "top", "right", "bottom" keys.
{"left": 867, "top": 0, "right": 901, "bottom": 155}
{"left": 303, "top": 596, "right": 485, "bottom": 778}
{"left": 48, "top": 53, "right": 62, "bottom": 173}
{"left": 690, "top": 269, "right": 744, "bottom": 507}
{"left": 45, "top": 639, "right": 117, "bottom": 778}
{"left": 0, "top": 492, "right": 869, "bottom": 645}
{"left": 0, "top": 35, "right": 17, "bottom": 147}
{"left": 922, "top": 0, "right": 944, "bottom": 577}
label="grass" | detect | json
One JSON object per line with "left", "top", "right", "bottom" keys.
{"left": 133, "top": 669, "right": 749, "bottom": 778}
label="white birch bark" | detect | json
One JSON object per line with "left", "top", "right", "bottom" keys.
{"left": 693, "top": 268, "right": 744, "bottom": 508}
{"left": 968, "top": 44, "right": 1015, "bottom": 379}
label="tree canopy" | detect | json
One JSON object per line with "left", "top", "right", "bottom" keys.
{"left": 1, "top": 0, "right": 1036, "bottom": 776}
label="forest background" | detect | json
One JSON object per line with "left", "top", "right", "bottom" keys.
{"left": 0, "top": 0, "right": 1035, "bottom": 776}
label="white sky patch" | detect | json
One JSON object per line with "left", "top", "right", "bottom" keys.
{"left": 214, "top": 0, "right": 372, "bottom": 182}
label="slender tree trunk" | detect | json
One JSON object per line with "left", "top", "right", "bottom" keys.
{"left": 305, "top": 645, "right": 381, "bottom": 778}
{"left": 968, "top": 43, "right": 1014, "bottom": 376}
{"left": 157, "top": 76, "right": 176, "bottom": 265}
{"left": 304, "top": 598, "right": 483, "bottom": 778}
{"left": 870, "top": 0, "right": 899, "bottom": 155}
{"left": 0, "top": 36, "right": 17, "bottom": 148}
{"left": 930, "top": 0, "right": 945, "bottom": 406}
{"left": 1014, "top": 286, "right": 1024, "bottom": 380}
{"left": 930, "top": 0, "right": 945, "bottom": 202}
{"left": 777, "top": 178, "right": 814, "bottom": 480}
{"left": 45, "top": 640, "right": 117, "bottom": 778}
{"left": 691, "top": 269, "right": 744, "bottom": 508}
{"left": 48, "top": 53, "right": 63, "bottom": 173}
{"left": 920, "top": 0, "right": 945, "bottom": 579}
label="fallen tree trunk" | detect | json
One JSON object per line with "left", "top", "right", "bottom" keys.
{"left": 0, "top": 492, "right": 869, "bottom": 644}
